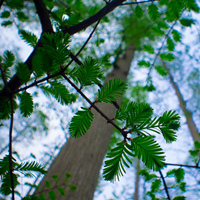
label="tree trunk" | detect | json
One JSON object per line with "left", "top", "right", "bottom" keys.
{"left": 133, "top": 159, "right": 140, "bottom": 200}
{"left": 164, "top": 64, "right": 200, "bottom": 143}
{"left": 35, "top": 45, "right": 135, "bottom": 200}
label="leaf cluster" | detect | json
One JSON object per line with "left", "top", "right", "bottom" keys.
{"left": 0, "top": 155, "right": 46, "bottom": 196}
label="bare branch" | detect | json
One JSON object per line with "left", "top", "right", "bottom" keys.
{"left": 159, "top": 170, "right": 171, "bottom": 200}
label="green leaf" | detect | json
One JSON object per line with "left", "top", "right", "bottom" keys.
{"left": 1, "top": 20, "right": 13, "bottom": 27}
{"left": 135, "top": 5, "right": 143, "bottom": 18}
{"left": 173, "top": 196, "right": 186, "bottom": 200}
{"left": 151, "top": 26, "right": 165, "bottom": 36}
{"left": 151, "top": 179, "right": 161, "bottom": 192}
{"left": 131, "top": 135, "right": 165, "bottom": 170}
{"left": 58, "top": 187, "right": 65, "bottom": 195}
{"left": 67, "top": 185, "right": 77, "bottom": 192}
{"left": 97, "top": 78, "right": 127, "bottom": 103}
{"left": 143, "top": 45, "right": 154, "bottom": 54}
{"left": 1, "top": 11, "right": 10, "bottom": 18}
{"left": 69, "top": 107, "right": 94, "bottom": 138}
{"left": 171, "top": 30, "right": 181, "bottom": 42}
{"left": 166, "top": 168, "right": 185, "bottom": 183}
{"left": 48, "top": 190, "right": 56, "bottom": 200}
{"left": 16, "top": 62, "right": 31, "bottom": 83}
{"left": 16, "top": 11, "right": 28, "bottom": 21}
{"left": 41, "top": 81, "right": 76, "bottom": 105}
{"left": 155, "top": 65, "right": 168, "bottom": 77}
{"left": 138, "top": 60, "right": 151, "bottom": 68}
{"left": 160, "top": 53, "right": 175, "bottom": 62}
{"left": 19, "top": 30, "right": 38, "bottom": 48}
{"left": 103, "top": 142, "right": 134, "bottom": 181}
{"left": 16, "top": 160, "right": 46, "bottom": 174}
{"left": 2, "top": 50, "right": 15, "bottom": 68}
{"left": 179, "top": 182, "right": 186, "bottom": 192}
{"left": 194, "top": 141, "right": 200, "bottom": 149}
{"left": 167, "top": 37, "right": 175, "bottom": 51}
{"left": 139, "top": 169, "right": 158, "bottom": 181}
{"left": 180, "top": 18, "right": 195, "bottom": 27}
{"left": 19, "top": 92, "right": 34, "bottom": 117}
{"left": 39, "top": 194, "right": 46, "bottom": 200}
{"left": 148, "top": 4, "right": 160, "bottom": 21}
{"left": 158, "top": 110, "right": 180, "bottom": 142}
{"left": 74, "top": 56, "right": 103, "bottom": 86}
{"left": 184, "top": 0, "right": 199, "bottom": 13}
{"left": 45, "top": 181, "right": 51, "bottom": 188}
{"left": 51, "top": 175, "right": 58, "bottom": 184}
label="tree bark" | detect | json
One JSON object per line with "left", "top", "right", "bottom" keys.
{"left": 133, "top": 159, "right": 140, "bottom": 200}
{"left": 35, "top": 45, "right": 135, "bottom": 200}
{"left": 164, "top": 64, "right": 200, "bottom": 143}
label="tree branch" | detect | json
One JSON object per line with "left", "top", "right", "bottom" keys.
{"left": 159, "top": 170, "right": 171, "bottom": 200}
{"left": 0, "top": 63, "right": 8, "bottom": 85}
{"left": 165, "top": 163, "right": 200, "bottom": 169}
{"left": 9, "top": 96, "right": 15, "bottom": 200}
{"left": 33, "top": 0, "right": 53, "bottom": 33}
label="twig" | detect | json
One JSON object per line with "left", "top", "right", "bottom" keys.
{"left": 121, "top": 0, "right": 159, "bottom": 6}
{"left": 9, "top": 95, "right": 15, "bottom": 200}
{"left": 62, "top": 73, "right": 128, "bottom": 139}
{"left": 159, "top": 170, "right": 171, "bottom": 200}
{"left": 165, "top": 163, "right": 200, "bottom": 169}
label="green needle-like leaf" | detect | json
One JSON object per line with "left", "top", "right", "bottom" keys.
{"left": 69, "top": 107, "right": 94, "bottom": 138}
{"left": 132, "top": 135, "right": 165, "bottom": 170}
{"left": 103, "top": 142, "right": 134, "bottom": 181}
{"left": 19, "top": 29, "right": 38, "bottom": 48}
{"left": 97, "top": 78, "right": 127, "bottom": 103}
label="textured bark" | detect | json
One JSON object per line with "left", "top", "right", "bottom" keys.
{"left": 133, "top": 159, "right": 140, "bottom": 200}
{"left": 35, "top": 46, "right": 135, "bottom": 200}
{"left": 164, "top": 64, "right": 200, "bottom": 143}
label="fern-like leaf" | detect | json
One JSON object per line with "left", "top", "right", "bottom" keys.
{"left": 19, "top": 92, "right": 34, "bottom": 117}
{"left": 16, "top": 161, "right": 47, "bottom": 174}
{"left": 75, "top": 56, "right": 104, "bottom": 86}
{"left": 69, "top": 107, "right": 94, "bottom": 138}
{"left": 97, "top": 78, "right": 127, "bottom": 103}
{"left": 19, "top": 29, "right": 38, "bottom": 48}
{"left": 2, "top": 50, "right": 15, "bottom": 68}
{"left": 131, "top": 135, "right": 165, "bottom": 170}
{"left": 103, "top": 142, "right": 134, "bottom": 181}
{"left": 40, "top": 81, "right": 76, "bottom": 105}
{"left": 158, "top": 110, "right": 180, "bottom": 142}
{"left": 16, "top": 62, "right": 31, "bottom": 83}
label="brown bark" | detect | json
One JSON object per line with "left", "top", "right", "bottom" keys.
{"left": 164, "top": 64, "right": 200, "bottom": 143}
{"left": 35, "top": 46, "right": 135, "bottom": 200}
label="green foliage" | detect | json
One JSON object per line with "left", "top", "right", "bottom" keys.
{"left": 173, "top": 196, "right": 186, "bottom": 200}
{"left": 134, "top": 5, "right": 143, "bottom": 19}
{"left": 143, "top": 45, "right": 154, "bottom": 54}
{"left": 97, "top": 78, "right": 127, "bottom": 103}
{"left": 41, "top": 81, "right": 77, "bottom": 105}
{"left": 1, "top": 11, "right": 10, "bottom": 19}
{"left": 139, "top": 169, "right": 158, "bottom": 181}
{"left": 19, "top": 92, "right": 34, "bottom": 117}
{"left": 171, "top": 30, "right": 182, "bottom": 42}
{"left": 69, "top": 107, "right": 94, "bottom": 138}
{"left": 0, "top": 155, "right": 46, "bottom": 196}
{"left": 16, "top": 62, "right": 31, "bottom": 83}
{"left": 71, "top": 57, "right": 104, "bottom": 87}
{"left": 132, "top": 135, "right": 165, "bottom": 170}
{"left": 138, "top": 60, "right": 151, "bottom": 68}
{"left": 160, "top": 53, "right": 175, "bottom": 62}
{"left": 32, "top": 32, "right": 70, "bottom": 77}
{"left": 2, "top": 50, "right": 15, "bottom": 69}
{"left": 155, "top": 65, "right": 168, "bottom": 77}
{"left": 148, "top": 4, "right": 160, "bottom": 21}
{"left": 103, "top": 141, "right": 134, "bottom": 181}
{"left": 166, "top": 168, "right": 185, "bottom": 183}
{"left": 19, "top": 30, "right": 38, "bottom": 48}
{"left": 167, "top": 37, "right": 175, "bottom": 51}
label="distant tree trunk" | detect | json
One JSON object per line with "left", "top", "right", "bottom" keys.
{"left": 133, "top": 159, "right": 140, "bottom": 200}
{"left": 35, "top": 46, "right": 135, "bottom": 200}
{"left": 163, "top": 64, "right": 200, "bottom": 144}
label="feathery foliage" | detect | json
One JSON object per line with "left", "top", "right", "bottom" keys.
{"left": 19, "top": 30, "right": 38, "bottom": 48}
{"left": 69, "top": 107, "right": 94, "bottom": 138}
{"left": 97, "top": 78, "right": 127, "bottom": 103}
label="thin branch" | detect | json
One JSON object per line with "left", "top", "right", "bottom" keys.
{"left": 159, "top": 170, "right": 171, "bottom": 200}
{"left": 33, "top": 0, "right": 53, "bottom": 33}
{"left": 0, "top": 63, "right": 8, "bottom": 85}
{"left": 62, "top": 73, "right": 128, "bottom": 139}
{"left": 9, "top": 95, "right": 15, "bottom": 200}
{"left": 121, "top": 0, "right": 159, "bottom": 6}
{"left": 165, "top": 163, "right": 200, "bottom": 169}
{"left": 0, "top": 0, "right": 4, "bottom": 8}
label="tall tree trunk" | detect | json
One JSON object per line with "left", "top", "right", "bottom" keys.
{"left": 133, "top": 159, "right": 140, "bottom": 200}
{"left": 163, "top": 64, "right": 200, "bottom": 143}
{"left": 35, "top": 46, "right": 135, "bottom": 200}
